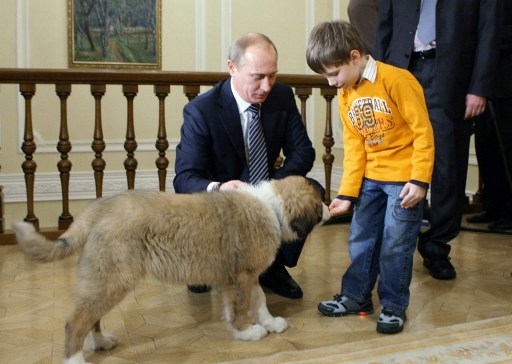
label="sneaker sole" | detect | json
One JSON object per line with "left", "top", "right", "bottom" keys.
{"left": 376, "top": 324, "right": 404, "bottom": 334}
{"left": 317, "top": 305, "right": 374, "bottom": 317}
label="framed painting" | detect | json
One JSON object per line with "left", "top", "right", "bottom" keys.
{"left": 68, "top": 0, "right": 161, "bottom": 69}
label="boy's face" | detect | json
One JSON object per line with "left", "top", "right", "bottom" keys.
{"left": 321, "top": 50, "right": 364, "bottom": 90}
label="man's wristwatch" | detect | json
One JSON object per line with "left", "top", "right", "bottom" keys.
{"left": 211, "top": 182, "right": 222, "bottom": 192}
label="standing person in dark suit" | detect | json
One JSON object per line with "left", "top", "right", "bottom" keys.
{"left": 347, "top": 0, "right": 380, "bottom": 55}
{"left": 174, "top": 33, "right": 319, "bottom": 299}
{"left": 468, "top": 0, "right": 512, "bottom": 231}
{"left": 374, "top": 0, "right": 502, "bottom": 280}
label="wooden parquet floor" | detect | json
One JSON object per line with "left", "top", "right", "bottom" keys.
{"left": 0, "top": 219, "right": 511, "bottom": 363}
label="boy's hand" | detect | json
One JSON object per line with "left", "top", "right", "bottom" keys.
{"left": 399, "top": 183, "right": 427, "bottom": 209}
{"left": 329, "top": 199, "right": 352, "bottom": 216}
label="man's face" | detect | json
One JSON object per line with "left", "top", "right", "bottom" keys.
{"left": 227, "top": 43, "right": 278, "bottom": 104}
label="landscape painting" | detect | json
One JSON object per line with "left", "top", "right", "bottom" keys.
{"left": 68, "top": 0, "right": 161, "bottom": 68}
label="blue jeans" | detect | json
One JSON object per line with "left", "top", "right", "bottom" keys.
{"left": 341, "top": 179, "right": 424, "bottom": 313}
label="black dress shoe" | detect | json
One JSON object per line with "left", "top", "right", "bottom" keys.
{"left": 423, "top": 256, "right": 456, "bottom": 280}
{"left": 488, "top": 217, "right": 512, "bottom": 231}
{"left": 259, "top": 263, "right": 303, "bottom": 299}
{"left": 187, "top": 284, "right": 211, "bottom": 293}
{"left": 466, "top": 211, "right": 502, "bottom": 224}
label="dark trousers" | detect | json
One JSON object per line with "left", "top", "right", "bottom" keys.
{"left": 474, "top": 98, "right": 512, "bottom": 216}
{"left": 409, "top": 57, "right": 473, "bottom": 258}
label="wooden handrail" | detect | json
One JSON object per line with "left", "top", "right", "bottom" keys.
{"left": 0, "top": 68, "right": 338, "bottom": 243}
{"left": 0, "top": 68, "right": 329, "bottom": 86}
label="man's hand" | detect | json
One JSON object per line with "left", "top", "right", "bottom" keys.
{"left": 219, "top": 180, "right": 249, "bottom": 190}
{"left": 465, "top": 94, "right": 486, "bottom": 120}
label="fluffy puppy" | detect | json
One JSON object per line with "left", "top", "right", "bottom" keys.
{"left": 13, "top": 175, "right": 330, "bottom": 364}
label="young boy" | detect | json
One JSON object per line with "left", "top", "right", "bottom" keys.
{"left": 306, "top": 20, "right": 434, "bottom": 334}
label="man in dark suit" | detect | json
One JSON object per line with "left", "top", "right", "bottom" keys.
{"left": 470, "top": 0, "right": 512, "bottom": 231}
{"left": 347, "top": 0, "right": 380, "bottom": 55}
{"left": 374, "top": 0, "right": 502, "bottom": 279}
{"left": 174, "top": 33, "right": 318, "bottom": 299}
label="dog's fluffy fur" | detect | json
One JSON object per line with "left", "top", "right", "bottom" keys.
{"left": 13, "top": 176, "right": 330, "bottom": 364}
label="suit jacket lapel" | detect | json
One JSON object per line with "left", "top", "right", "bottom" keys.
{"left": 218, "top": 80, "right": 247, "bottom": 163}
{"left": 260, "top": 103, "right": 277, "bottom": 153}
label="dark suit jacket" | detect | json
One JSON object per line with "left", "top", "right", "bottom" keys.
{"left": 494, "top": 0, "right": 512, "bottom": 99}
{"left": 173, "top": 78, "right": 315, "bottom": 193}
{"left": 348, "top": 0, "right": 380, "bottom": 55}
{"left": 374, "top": 0, "right": 502, "bottom": 119}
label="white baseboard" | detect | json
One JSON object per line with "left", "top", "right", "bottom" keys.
{"left": 1, "top": 165, "right": 341, "bottom": 203}
{"left": 1, "top": 165, "right": 478, "bottom": 204}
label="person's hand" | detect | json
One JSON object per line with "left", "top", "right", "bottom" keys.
{"left": 219, "top": 180, "right": 249, "bottom": 190}
{"left": 399, "top": 183, "right": 427, "bottom": 208}
{"left": 329, "top": 199, "right": 351, "bottom": 216}
{"left": 464, "top": 94, "right": 486, "bottom": 120}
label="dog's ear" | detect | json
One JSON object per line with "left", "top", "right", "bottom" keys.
{"left": 290, "top": 205, "right": 322, "bottom": 239}
{"left": 290, "top": 216, "right": 313, "bottom": 240}
{"left": 304, "top": 178, "right": 326, "bottom": 202}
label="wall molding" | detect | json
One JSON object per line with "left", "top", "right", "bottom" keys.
{"left": 195, "top": 0, "right": 207, "bottom": 71}
{"left": 2, "top": 170, "right": 173, "bottom": 203}
{"left": 2, "top": 157, "right": 480, "bottom": 204}
{"left": 220, "top": 0, "right": 232, "bottom": 70}
{"left": 2, "top": 165, "right": 339, "bottom": 203}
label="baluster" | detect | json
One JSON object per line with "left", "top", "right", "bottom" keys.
{"left": 321, "top": 87, "right": 338, "bottom": 204}
{"left": 184, "top": 85, "right": 200, "bottom": 101}
{"left": 91, "top": 84, "right": 106, "bottom": 198}
{"left": 295, "top": 87, "right": 312, "bottom": 127}
{"left": 123, "top": 84, "right": 138, "bottom": 190}
{"left": 154, "top": 84, "right": 170, "bottom": 191}
{"left": 19, "top": 83, "right": 39, "bottom": 228}
{"left": 56, "top": 84, "right": 73, "bottom": 230}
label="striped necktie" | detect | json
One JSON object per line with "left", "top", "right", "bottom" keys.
{"left": 247, "top": 104, "right": 269, "bottom": 184}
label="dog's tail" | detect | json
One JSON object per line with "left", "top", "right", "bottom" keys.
{"left": 12, "top": 221, "right": 87, "bottom": 263}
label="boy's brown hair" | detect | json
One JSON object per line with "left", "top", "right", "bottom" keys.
{"left": 306, "top": 20, "right": 366, "bottom": 74}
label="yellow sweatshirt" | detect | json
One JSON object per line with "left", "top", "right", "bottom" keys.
{"left": 338, "top": 59, "right": 434, "bottom": 198}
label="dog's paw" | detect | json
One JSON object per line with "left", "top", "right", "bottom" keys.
{"left": 263, "top": 316, "right": 288, "bottom": 333}
{"left": 86, "top": 331, "right": 118, "bottom": 351}
{"left": 233, "top": 324, "right": 268, "bottom": 341}
{"left": 63, "top": 351, "right": 91, "bottom": 364}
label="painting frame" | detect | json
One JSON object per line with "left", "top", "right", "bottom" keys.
{"left": 68, "top": 0, "right": 161, "bottom": 69}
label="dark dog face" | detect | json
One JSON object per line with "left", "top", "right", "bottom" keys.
{"left": 271, "top": 176, "right": 330, "bottom": 241}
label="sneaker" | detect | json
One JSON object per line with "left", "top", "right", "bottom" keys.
{"left": 317, "top": 294, "right": 374, "bottom": 317}
{"left": 376, "top": 308, "right": 407, "bottom": 334}
{"left": 420, "top": 219, "right": 430, "bottom": 233}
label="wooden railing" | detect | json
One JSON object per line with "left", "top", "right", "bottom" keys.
{"left": 0, "top": 68, "right": 338, "bottom": 242}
